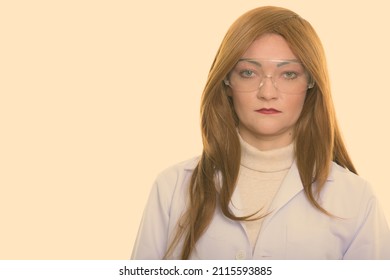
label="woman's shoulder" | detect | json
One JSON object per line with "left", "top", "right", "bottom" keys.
{"left": 156, "top": 156, "right": 200, "bottom": 180}
{"left": 326, "top": 161, "right": 375, "bottom": 201}
{"left": 330, "top": 162, "right": 368, "bottom": 186}
{"left": 151, "top": 156, "right": 200, "bottom": 197}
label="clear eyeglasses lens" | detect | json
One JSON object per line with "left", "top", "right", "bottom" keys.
{"left": 225, "top": 59, "right": 314, "bottom": 94}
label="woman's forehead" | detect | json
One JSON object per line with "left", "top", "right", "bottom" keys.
{"left": 242, "top": 33, "right": 297, "bottom": 60}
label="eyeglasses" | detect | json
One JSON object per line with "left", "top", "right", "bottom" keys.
{"left": 224, "top": 58, "right": 314, "bottom": 94}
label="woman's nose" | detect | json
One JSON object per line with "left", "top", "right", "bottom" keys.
{"left": 257, "top": 75, "right": 278, "bottom": 100}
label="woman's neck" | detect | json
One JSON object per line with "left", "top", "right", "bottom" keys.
{"left": 238, "top": 133, "right": 294, "bottom": 172}
{"left": 237, "top": 127, "right": 294, "bottom": 151}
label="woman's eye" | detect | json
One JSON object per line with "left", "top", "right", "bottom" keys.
{"left": 283, "top": 71, "right": 298, "bottom": 79}
{"left": 239, "top": 70, "right": 255, "bottom": 78}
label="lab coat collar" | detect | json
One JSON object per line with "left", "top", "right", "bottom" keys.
{"left": 184, "top": 156, "right": 335, "bottom": 220}
{"left": 227, "top": 160, "right": 305, "bottom": 220}
{"left": 260, "top": 160, "right": 335, "bottom": 232}
{"left": 183, "top": 156, "right": 200, "bottom": 171}
{"left": 264, "top": 161, "right": 304, "bottom": 220}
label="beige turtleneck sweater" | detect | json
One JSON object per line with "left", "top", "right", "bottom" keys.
{"left": 237, "top": 134, "right": 294, "bottom": 249}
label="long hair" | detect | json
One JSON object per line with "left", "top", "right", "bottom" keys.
{"left": 164, "top": 6, "right": 357, "bottom": 259}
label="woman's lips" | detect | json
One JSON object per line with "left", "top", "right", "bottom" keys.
{"left": 255, "top": 108, "right": 282, "bottom": 114}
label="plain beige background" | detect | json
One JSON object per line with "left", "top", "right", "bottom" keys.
{"left": 1, "top": 0, "right": 389, "bottom": 259}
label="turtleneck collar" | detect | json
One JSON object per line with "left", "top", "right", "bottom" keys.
{"left": 238, "top": 133, "right": 294, "bottom": 173}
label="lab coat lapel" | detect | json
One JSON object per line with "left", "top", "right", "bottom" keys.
{"left": 260, "top": 161, "right": 303, "bottom": 231}
{"left": 226, "top": 161, "right": 304, "bottom": 228}
{"left": 229, "top": 184, "right": 246, "bottom": 218}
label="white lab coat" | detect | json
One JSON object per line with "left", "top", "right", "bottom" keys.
{"left": 131, "top": 157, "right": 390, "bottom": 259}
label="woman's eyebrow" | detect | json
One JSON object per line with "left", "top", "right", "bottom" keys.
{"left": 238, "top": 59, "right": 262, "bottom": 67}
{"left": 276, "top": 61, "right": 291, "bottom": 67}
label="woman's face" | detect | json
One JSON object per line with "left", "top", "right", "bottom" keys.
{"left": 228, "top": 33, "right": 307, "bottom": 150}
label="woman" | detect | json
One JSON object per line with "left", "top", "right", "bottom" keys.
{"left": 131, "top": 6, "right": 390, "bottom": 259}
